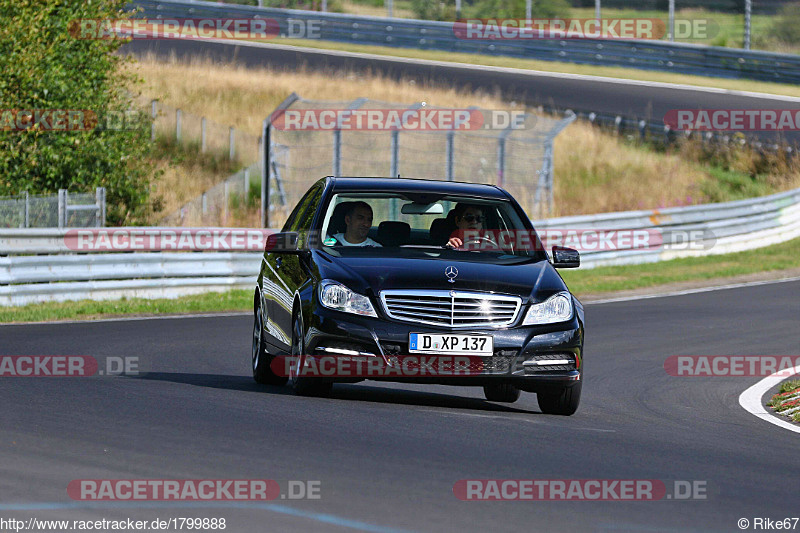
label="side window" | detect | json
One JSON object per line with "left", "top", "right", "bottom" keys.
{"left": 282, "top": 183, "right": 323, "bottom": 232}
{"left": 296, "top": 186, "right": 323, "bottom": 232}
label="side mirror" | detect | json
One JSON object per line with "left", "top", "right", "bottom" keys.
{"left": 552, "top": 246, "right": 580, "bottom": 268}
{"left": 265, "top": 231, "right": 301, "bottom": 254}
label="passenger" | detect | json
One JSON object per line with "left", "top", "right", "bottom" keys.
{"left": 334, "top": 201, "right": 382, "bottom": 247}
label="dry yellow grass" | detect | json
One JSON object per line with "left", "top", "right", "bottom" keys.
{"left": 131, "top": 54, "right": 508, "bottom": 137}
{"left": 131, "top": 55, "right": 796, "bottom": 223}
{"left": 149, "top": 156, "right": 227, "bottom": 220}
{"left": 553, "top": 125, "right": 710, "bottom": 215}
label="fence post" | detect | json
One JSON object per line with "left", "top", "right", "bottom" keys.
{"left": 223, "top": 180, "right": 229, "bottom": 224}
{"left": 202, "top": 192, "right": 207, "bottom": 216}
{"left": 446, "top": 130, "right": 455, "bottom": 181}
{"left": 58, "top": 189, "right": 66, "bottom": 229}
{"left": 262, "top": 118, "right": 269, "bottom": 228}
{"left": 176, "top": 108, "right": 182, "bottom": 141}
{"left": 544, "top": 143, "right": 554, "bottom": 217}
{"left": 496, "top": 136, "right": 506, "bottom": 188}
{"left": 24, "top": 191, "right": 30, "bottom": 228}
{"left": 229, "top": 127, "right": 235, "bottom": 161}
{"left": 244, "top": 168, "right": 250, "bottom": 197}
{"left": 151, "top": 100, "right": 157, "bottom": 142}
{"left": 332, "top": 98, "right": 367, "bottom": 178}
{"left": 390, "top": 130, "right": 399, "bottom": 178}
{"left": 201, "top": 117, "right": 207, "bottom": 153}
{"left": 95, "top": 187, "right": 106, "bottom": 227}
{"left": 332, "top": 130, "right": 342, "bottom": 177}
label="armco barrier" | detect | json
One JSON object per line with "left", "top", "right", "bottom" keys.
{"left": 131, "top": 0, "right": 800, "bottom": 83}
{"left": 0, "top": 252, "right": 263, "bottom": 306}
{"left": 1, "top": 186, "right": 799, "bottom": 306}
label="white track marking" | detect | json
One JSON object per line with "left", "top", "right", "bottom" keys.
{"left": 739, "top": 365, "right": 800, "bottom": 434}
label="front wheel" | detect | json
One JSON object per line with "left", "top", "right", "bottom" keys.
{"left": 290, "top": 309, "right": 332, "bottom": 397}
{"left": 252, "top": 306, "right": 287, "bottom": 386}
{"left": 537, "top": 382, "right": 581, "bottom": 416}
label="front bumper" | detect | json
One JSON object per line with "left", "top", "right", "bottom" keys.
{"left": 304, "top": 304, "right": 583, "bottom": 392}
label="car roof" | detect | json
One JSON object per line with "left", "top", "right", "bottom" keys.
{"left": 327, "top": 177, "right": 509, "bottom": 200}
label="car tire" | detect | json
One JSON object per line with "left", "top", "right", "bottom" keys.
{"left": 483, "top": 383, "right": 521, "bottom": 403}
{"left": 290, "top": 308, "right": 332, "bottom": 397}
{"left": 537, "top": 382, "right": 581, "bottom": 416}
{"left": 252, "top": 306, "right": 288, "bottom": 386}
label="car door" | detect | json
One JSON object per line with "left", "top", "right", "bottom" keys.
{"left": 262, "top": 182, "right": 324, "bottom": 352}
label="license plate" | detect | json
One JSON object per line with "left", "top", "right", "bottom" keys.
{"left": 409, "top": 333, "right": 493, "bottom": 355}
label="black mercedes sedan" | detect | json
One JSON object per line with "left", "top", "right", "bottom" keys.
{"left": 252, "top": 177, "right": 584, "bottom": 415}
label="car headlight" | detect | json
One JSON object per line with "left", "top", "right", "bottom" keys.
{"left": 319, "top": 280, "right": 377, "bottom": 317}
{"left": 522, "top": 292, "right": 573, "bottom": 325}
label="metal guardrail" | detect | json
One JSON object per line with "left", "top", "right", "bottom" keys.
{"left": 1, "top": 186, "right": 799, "bottom": 306}
{"left": 533, "top": 187, "right": 800, "bottom": 267}
{"left": 0, "top": 252, "right": 261, "bottom": 306}
{"left": 132, "top": 0, "right": 800, "bottom": 83}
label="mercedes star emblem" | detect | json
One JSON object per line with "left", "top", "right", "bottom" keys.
{"left": 445, "top": 266, "right": 458, "bottom": 283}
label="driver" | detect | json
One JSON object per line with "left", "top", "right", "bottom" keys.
{"left": 334, "top": 201, "right": 382, "bottom": 247}
{"left": 446, "top": 203, "right": 487, "bottom": 248}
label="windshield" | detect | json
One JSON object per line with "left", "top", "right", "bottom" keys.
{"left": 317, "top": 192, "right": 547, "bottom": 260}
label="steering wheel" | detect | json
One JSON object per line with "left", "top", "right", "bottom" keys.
{"left": 463, "top": 235, "right": 498, "bottom": 248}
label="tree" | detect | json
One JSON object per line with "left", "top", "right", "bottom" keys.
{"left": 0, "top": 0, "right": 156, "bottom": 225}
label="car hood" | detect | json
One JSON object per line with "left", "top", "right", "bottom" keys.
{"left": 314, "top": 249, "right": 569, "bottom": 302}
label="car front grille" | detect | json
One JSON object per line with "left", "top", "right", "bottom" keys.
{"left": 379, "top": 290, "right": 521, "bottom": 328}
{"left": 385, "top": 355, "right": 515, "bottom": 375}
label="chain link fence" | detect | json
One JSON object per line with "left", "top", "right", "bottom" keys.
{"left": 0, "top": 189, "right": 106, "bottom": 228}
{"left": 149, "top": 99, "right": 262, "bottom": 167}
{"left": 161, "top": 163, "right": 261, "bottom": 226}
{"left": 264, "top": 94, "right": 575, "bottom": 226}
{"left": 159, "top": 94, "right": 574, "bottom": 228}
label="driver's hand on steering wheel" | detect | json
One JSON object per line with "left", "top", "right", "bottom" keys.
{"left": 446, "top": 237, "right": 463, "bottom": 248}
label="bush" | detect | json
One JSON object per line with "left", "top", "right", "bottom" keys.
{"left": 0, "top": 0, "right": 157, "bottom": 225}
{"left": 246, "top": 0, "right": 343, "bottom": 11}
{"left": 772, "top": 2, "right": 800, "bottom": 44}
{"left": 469, "top": 0, "right": 571, "bottom": 19}
{"left": 411, "top": 0, "right": 456, "bottom": 21}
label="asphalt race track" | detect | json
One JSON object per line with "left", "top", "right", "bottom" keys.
{"left": 124, "top": 39, "right": 800, "bottom": 145}
{"left": 1, "top": 280, "right": 798, "bottom": 532}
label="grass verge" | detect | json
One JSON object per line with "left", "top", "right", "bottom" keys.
{"left": 3, "top": 236, "right": 800, "bottom": 324}
{"left": 559, "top": 236, "right": 800, "bottom": 294}
{"left": 0, "top": 290, "right": 252, "bottom": 324}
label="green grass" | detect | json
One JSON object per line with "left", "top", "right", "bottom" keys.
{"left": 333, "top": 3, "right": 794, "bottom": 54}
{"left": 0, "top": 290, "right": 252, "bottom": 324}
{"left": 3, "top": 236, "right": 800, "bottom": 324}
{"left": 699, "top": 167, "right": 777, "bottom": 203}
{"left": 568, "top": 7, "right": 784, "bottom": 51}
{"left": 559, "top": 235, "right": 800, "bottom": 295}
{"left": 778, "top": 380, "right": 800, "bottom": 394}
